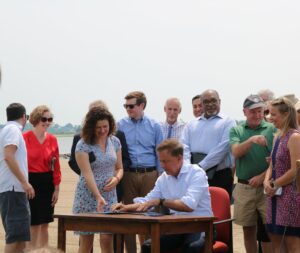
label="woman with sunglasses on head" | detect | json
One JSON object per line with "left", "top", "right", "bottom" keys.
{"left": 264, "top": 97, "right": 300, "bottom": 253}
{"left": 23, "top": 105, "right": 61, "bottom": 250}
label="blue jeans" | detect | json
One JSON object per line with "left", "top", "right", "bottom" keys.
{"left": 141, "top": 232, "right": 205, "bottom": 253}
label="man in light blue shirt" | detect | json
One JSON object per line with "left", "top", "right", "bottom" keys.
{"left": 112, "top": 138, "right": 212, "bottom": 253}
{"left": 117, "top": 91, "right": 163, "bottom": 253}
{"left": 181, "top": 89, "right": 236, "bottom": 197}
{"left": 160, "top": 97, "right": 185, "bottom": 140}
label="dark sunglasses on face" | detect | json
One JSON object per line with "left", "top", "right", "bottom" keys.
{"left": 41, "top": 117, "right": 53, "bottom": 123}
{"left": 123, "top": 104, "right": 137, "bottom": 109}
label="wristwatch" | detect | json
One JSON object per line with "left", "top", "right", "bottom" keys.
{"left": 272, "top": 181, "right": 279, "bottom": 190}
{"left": 159, "top": 198, "right": 165, "bottom": 206}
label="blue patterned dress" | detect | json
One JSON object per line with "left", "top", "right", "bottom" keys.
{"left": 72, "top": 136, "right": 120, "bottom": 234}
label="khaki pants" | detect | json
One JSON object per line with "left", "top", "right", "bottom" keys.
{"left": 122, "top": 170, "right": 158, "bottom": 204}
{"left": 121, "top": 170, "right": 158, "bottom": 253}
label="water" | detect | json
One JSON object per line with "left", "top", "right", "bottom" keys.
{"left": 56, "top": 135, "right": 73, "bottom": 155}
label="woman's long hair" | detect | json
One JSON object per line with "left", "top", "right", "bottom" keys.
{"left": 81, "top": 107, "right": 116, "bottom": 145}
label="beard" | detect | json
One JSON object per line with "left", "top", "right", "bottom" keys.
{"left": 205, "top": 110, "right": 218, "bottom": 118}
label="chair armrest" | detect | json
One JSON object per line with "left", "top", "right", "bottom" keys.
{"left": 213, "top": 218, "right": 234, "bottom": 225}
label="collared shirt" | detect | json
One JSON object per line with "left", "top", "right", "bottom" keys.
{"left": 230, "top": 120, "right": 276, "bottom": 180}
{"left": 160, "top": 120, "right": 186, "bottom": 140}
{"left": 181, "top": 112, "right": 236, "bottom": 171}
{"left": 23, "top": 130, "right": 61, "bottom": 186}
{"left": 0, "top": 121, "right": 28, "bottom": 193}
{"left": 118, "top": 115, "right": 163, "bottom": 172}
{"left": 134, "top": 162, "right": 212, "bottom": 216}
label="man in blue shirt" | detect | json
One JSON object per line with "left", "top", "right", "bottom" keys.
{"left": 160, "top": 97, "right": 185, "bottom": 140}
{"left": 112, "top": 138, "right": 212, "bottom": 253}
{"left": 118, "top": 91, "right": 163, "bottom": 253}
{"left": 181, "top": 89, "right": 236, "bottom": 197}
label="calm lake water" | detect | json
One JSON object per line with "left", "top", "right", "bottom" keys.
{"left": 56, "top": 135, "right": 73, "bottom": 155}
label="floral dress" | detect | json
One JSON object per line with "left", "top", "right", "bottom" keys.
{"left": 266, "top": 129, "right": 300, "bottom": 236}
{"left": 72, "top": 136, "right": 120, "bottom": 234}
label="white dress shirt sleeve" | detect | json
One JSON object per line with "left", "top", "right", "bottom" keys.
{"left": 180, "top": 168, "right": 208, "bottom": 210}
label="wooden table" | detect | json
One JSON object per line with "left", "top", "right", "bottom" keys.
{"left": 54, "top": 213, "right": 215, "bottom": 253}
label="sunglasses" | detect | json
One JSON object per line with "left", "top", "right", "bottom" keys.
{"left": 41, "top": 117, "right": 53, "bottom": 123}
{"left": 272, "top": 98, "right": 287, "bottom": 106}
{"left": 123, "top": 104, "right": 137, "bottom": 109}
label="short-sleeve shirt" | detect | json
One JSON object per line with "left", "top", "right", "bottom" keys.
{"left": 0, "top": 122, "right": 28, "bottom": 193}
{"left": 73, "top": 135, "right": 121, "bottom": 217}
{"left": 229, "top": 120, "right": 276, "bottom": 180}
{"left": 23, "top": 130, "right": 61, "bottom": 186}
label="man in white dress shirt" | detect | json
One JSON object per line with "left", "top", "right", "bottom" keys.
{"left": 181, "top": 89, "right": 236, "bottom": 197}
{"left": 112, "top": 139, "right": 212, "bottom": 253}
{"left": 160, "top": 97, "right": 185, "bottom": 140}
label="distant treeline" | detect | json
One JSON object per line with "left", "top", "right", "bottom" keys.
{"left": 0, "top": 123, "right": 80, "bottom": 135}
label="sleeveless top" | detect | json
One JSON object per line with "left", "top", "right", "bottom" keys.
{"left": 266, "top": 129, "right": 300, "bottom": 228}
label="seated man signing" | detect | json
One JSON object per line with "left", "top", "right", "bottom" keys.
{"left": 112, "top": 139, "right": 213, "bottom": 253}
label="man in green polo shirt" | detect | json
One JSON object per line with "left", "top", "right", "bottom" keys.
{"left": 230, "top": 94, "right": 276, "bottom": 253}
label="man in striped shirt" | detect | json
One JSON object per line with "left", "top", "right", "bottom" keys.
{"left": 160, "top": 97, "right": 185, "bottom": 140}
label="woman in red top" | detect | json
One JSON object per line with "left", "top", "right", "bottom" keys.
{"left": 23, "top": 105, "right": 61, "bottom": 249}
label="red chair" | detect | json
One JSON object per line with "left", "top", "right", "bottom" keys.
{"left": 209, "top": 186, "right": 233, "bottom": 253}
{"left": 167, "top": 186, "right": 233, "bottom": 253}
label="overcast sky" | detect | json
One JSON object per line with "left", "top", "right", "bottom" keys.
{"left": 1, "top": 0, "right": 300, "bottom": 125}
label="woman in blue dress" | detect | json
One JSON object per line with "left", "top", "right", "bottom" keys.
{"left": 72, "top": 107, "right": 123, "bottom": 253}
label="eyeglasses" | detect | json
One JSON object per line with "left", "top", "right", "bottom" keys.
{"left": 40, "top": 117, "right": 53, "bottom": 123}
{"left": 202, "top": 98, "right": 219, "bottom": 105}
{"left": 123, "top": 104, "right": 137, "bottom": 109}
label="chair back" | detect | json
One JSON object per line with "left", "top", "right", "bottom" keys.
{"left": 209, "top": 186, "right": 232, "bottom": 252}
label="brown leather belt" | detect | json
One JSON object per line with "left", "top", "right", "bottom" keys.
{"left": 125, "top": 167, "right": 156, "bottom": 173}
{"left": 238, "top": 178, "right": 249, "bottom": 185}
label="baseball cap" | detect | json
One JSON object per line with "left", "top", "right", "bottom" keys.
{"left": 243, "top": 95, "right": 265, "bottom": 109}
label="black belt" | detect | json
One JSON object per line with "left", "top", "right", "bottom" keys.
{"left": 238, "top": 179, "right": 249, "bottom": 185}
{"left": 125, "top": 167, "right": 156, "bottom": 173}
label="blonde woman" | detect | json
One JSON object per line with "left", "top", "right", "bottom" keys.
{"left": 23, "top": 105, "right": 61, "bottom": 249}
{"left": 264, "top": 97, "right": 300, "bottom": 253}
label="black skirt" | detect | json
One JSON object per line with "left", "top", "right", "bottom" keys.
{"left": 29, "top": 172, "right": 54, "bottom": 226}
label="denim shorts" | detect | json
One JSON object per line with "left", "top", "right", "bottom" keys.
{"left": 0, "top": 191, "right": 31, "bottom": 243}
